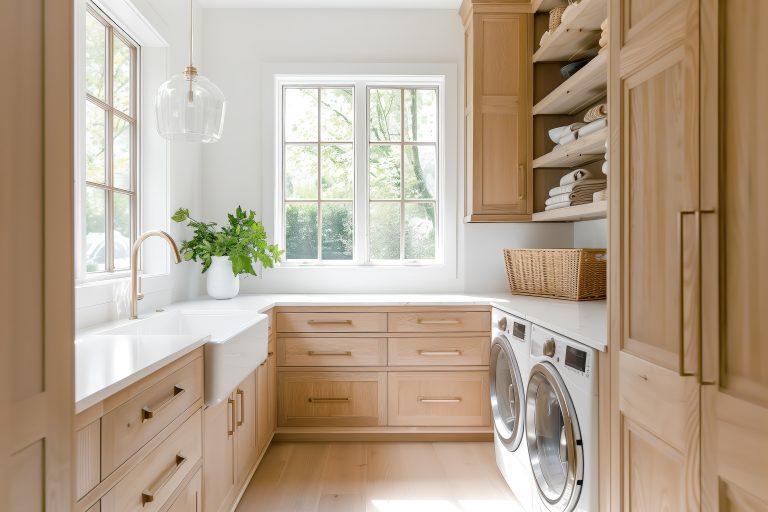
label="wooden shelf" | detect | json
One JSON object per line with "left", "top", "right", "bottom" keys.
{"left": 533, "top": 52, "right": 607, "bottom": 115}
{"left": 532, "top": 0, "right": 566, "bottom": 12}
{"left": 533, "top": 127, "right": 607, "bottom": 168}
{"left": 532, "top": 200, "right": 607, "bottom": 222}
{"left": 533, "top": 0, "right": 607, "bottom": 62}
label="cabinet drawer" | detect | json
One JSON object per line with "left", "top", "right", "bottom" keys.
{"left": 388, "top": 311, "right": 490, "bottom": 333}
{"left": 277, "top": 312, "right": 387, "bottom": 333}
{"left": 278, "top": 372, "right": 387, "bottom": 427}
{"left": 101, "top": 409, "right": 202, "bottom": 512}
{"left": 279, "top": 337, "right": 387, "bottom": 367}
{"left": 166, "top": 468, "right": 201, "bottom": 512}
{"left": 101, "top": 357, "right": 203, "bottom": 477}
{"left": 388, "top": 337, "right": 490, "bottom": 366}
{"left": 388, "top": 372, "right": 490, "bottom": 426}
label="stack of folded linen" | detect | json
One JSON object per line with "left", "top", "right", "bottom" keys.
{"left": 545, "top": 170, "right": 607, "bottom": 211}
{"left": 599, "top": 18, "right": 608, "bottom": 50}
{"left": 549, "top": 122, "right": 586, "bottom": 147}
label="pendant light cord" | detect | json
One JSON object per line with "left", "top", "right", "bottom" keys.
{"left": 189, "top": 0, "right": 194, "bottom": 68}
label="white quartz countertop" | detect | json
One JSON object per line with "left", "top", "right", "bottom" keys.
{"left": 75, "top": 292, "right": 606, "bottom": 414}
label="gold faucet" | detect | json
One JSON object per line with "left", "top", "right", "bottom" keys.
{"left": 130, "top": 230, "right": 182, "bottom": 320}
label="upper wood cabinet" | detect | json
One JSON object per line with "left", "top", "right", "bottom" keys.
{"left": 461, "top": 1, "right": 533, "bottom": 222}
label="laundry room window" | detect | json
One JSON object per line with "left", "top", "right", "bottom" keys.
{"left": 277, "top": 76, "right": 444, "bottom": 266}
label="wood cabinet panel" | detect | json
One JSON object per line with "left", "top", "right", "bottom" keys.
{"left": 101, "top": 409, "right": 202, "bottom": 512}
{"left": 235, "top": 372, "right": 258, "bottom": 489}
{"left": 387, "top": 372, "right": 490, "bottom": 427}
{"left": 76, "top": 420, "right": 101, "bottom": 500}
{"left": 166, "top": 468, "right": 201, "bottom": 512}
{"left": 388, "top": 337, "right": 490, "bottom": 366}
{"left": 268, "top": 341, "right": 278, "bottom": 433}
{"left": 278, "top": 372, "right": 387, "bottom": 427}
{"left": 388, "top": 311, "right": 490, "bottom": 333}
{"left": 276, "top": 312, "right": 387, "bottom": 333}
{"left": 257, "top": 360, "right": 270, "bottom": 454}
{"left": 203, "top": 396, "right": 236, "bottom": 512}
{"left": 101, "top": 357, "right": 203, "bottom": 477}
{"left": 279, "top": 337, "right": 387, "bottom": 367}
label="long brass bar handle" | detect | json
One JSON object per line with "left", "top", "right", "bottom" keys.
{"left": 519, "top": 164, "right": 526, "bottom": 200}
{"left": 308, "top": 397, "right": 351, "bottom": 403}
{"left": 141, "top": 454, "right": 187, "bottom": 505}
{"left": 227, "top": 397, "right": 235, "bottom": 436}
{"left": 308, "top": 350, "right": 353, "bottom": 356}
{"left": 417, "top": 319, "right": 461, "bottom": 325}
{"left": 236, "top": 389, "right": 244, "bottom": 427}
{"left": 307, "top": 320, "right": 353, "bottom": 325}
{"left": 699, "top": 209, "right": 717, "bottom": 386}
{"left": 419, "top": 397, "right": 462, "bottom": 403}
{"left": 678, "top": 210, "right": 697, "bottom": 377}
{"left": 418, "top": 350, "right": 462, "bottom": 356}
{"left": 142, "top": 385, "right": 185, "bottom": 422}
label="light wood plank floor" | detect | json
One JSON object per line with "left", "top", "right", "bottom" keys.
{"left": 236, "top": 442, "right": 525, "bottom": 512}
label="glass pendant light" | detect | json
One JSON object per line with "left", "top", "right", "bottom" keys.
{"left": 156, "top": 0, "right": 225, "bottom": 143}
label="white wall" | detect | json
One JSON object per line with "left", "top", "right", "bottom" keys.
{"left": 201, "top": 8, "right": 578, "bottom": 293}
{"left": 574, "top": 219, "right": 607, "bottom": 248}
{"left": 75, "top": 0, "right": 205, "bottom": 329}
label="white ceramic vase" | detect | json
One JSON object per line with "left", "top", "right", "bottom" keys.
{"left": 206, "top": 256, "right": 239, "bottom": 300}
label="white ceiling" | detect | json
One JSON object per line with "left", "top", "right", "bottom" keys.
{"left": 198, "top": 0, "right": 462, "bottom": 9}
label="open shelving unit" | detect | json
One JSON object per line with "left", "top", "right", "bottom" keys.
{"left": 533, "top": 51, "right": 607, "bottom": 115}
{"left": 532, "top": 200, "right": 607, "bottom": 222}
{"left": 533, "top": 0, "right": 607, "bottom": 62}
{"left": 533, "top": 127, "right": 607, "bottom": 168}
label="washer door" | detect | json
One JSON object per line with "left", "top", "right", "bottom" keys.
{"left": 490, "top": 335, "right": 525, "bottom": 451}
{"left": 526, "top": 362, "right": 583, "bottom": 512}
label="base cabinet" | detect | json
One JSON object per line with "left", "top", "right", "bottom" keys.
{"left": 203, "top": 394, "right": 237, "bottom": 512}
{"left": 167, "top": 468, "right": 202, "bottom": 512}
{"left": 235, "top": 371, "right": 259, "bottom": 489}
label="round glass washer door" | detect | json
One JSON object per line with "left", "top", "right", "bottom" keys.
{"left": 490, "top": 335, "right": 525, "bottom": 451}
{"left": 526, "top": 362, "right": 583, "bottom": 512}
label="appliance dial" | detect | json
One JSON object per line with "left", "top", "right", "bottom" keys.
{"left": 498, "top": 316, "right": 507, "bottom": 332}
{"left": 543, "top": 339, "right": 556, "bottom": 358}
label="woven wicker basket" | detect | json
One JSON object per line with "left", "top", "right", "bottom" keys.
{"left": 549, "top": 5, "right": 567, "bottom": 32}
{"left": 503, "top": 248, "right": 607, "bottom": 300}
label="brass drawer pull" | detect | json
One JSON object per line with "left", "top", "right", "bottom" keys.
{"left": 141, "top": 453, "right": 187, "bottom": 505}
{"left": 236, "top": 389, "right": 245, "bottom": 427}
{"left": 307, "top": 319, "right": 353, "bottom": 325}
{"left": 418, "top": 350, "right": 462, "bottom": 356}
{"left": 308, "top": 397, "right": 351, "bottom": 403}
{"left": 141, "top": 385, "right": 185, "bottom": 422}
{"left": 417, "top": 319, "right": 461, "bottom": 325}
{"left": 308, "top": 350, "right": 353, "bottom": 356}
{"left": 227, "top": 397, "right": 235, "bottom": 436}
{"left": 418, "top": 397, "right": 462, "bottom": 403}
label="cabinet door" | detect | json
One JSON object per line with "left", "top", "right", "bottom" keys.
{"left": 699, "top": 0, "right": 768, "bottom": 509}
{"left": 235, "top": 371, "right": 258, "bottom": 488}
{"left": 464, "top": 12, "right": 532, "bottom": 221}
{"left": 256, "top": 360, "right": 270, "bottom": 454}
{"left": 203, "top": 395, "right": 236, "bottom": 512}
{"left": 268, "top": 340, "right": 277, "bottom": 433}
{"left": 610, "top": 0, "right": 701, "bottom": 509}
{"left": 167, "top": 468, "right": 201, "bottom": 512}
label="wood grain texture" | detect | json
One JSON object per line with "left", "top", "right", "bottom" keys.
{"left": 277, "top": 313, "right": 387, "bottom": 333}
{"left": 388, "top": 337, "right": 489, "bottom": 366}
{"left": 237, "top": 442, "right": 522, "bottom": 512}
{"left": 257, "top": 361, "right": 271, "bottom": 454}
{"left": 77, "top": 420, "right": 101, "bottom": 500}
{"left": 165, "top": 468, "right": 201, "bottom": 512}
{"left": 387, "top": 311, "right": 491, "bottom": 333}
{"left": 279, "top": 337, "right": 388, "bottom": 367}
{"left": 203, "top": 395, "right": 237, "bottom": 512}
{"left": 235, "top": 371, "right": 258, "bottom": 489}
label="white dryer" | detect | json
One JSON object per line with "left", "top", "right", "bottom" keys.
{"left": 526, "top": 325, "right": 598, "bottom": 512}
{"left": 490, "top": 308, "right": 534, "bottom": 511}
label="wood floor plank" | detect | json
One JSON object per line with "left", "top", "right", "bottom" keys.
{"left": 237, "top": 442, "right": 522, "bottom": 512}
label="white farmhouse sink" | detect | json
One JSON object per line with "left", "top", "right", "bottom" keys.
{"left": 102, "top": 309, "right": 268, "bottom": 406}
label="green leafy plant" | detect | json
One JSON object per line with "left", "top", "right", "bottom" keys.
{"left": 172, "top": 206, "right": 284, "bottom": 276}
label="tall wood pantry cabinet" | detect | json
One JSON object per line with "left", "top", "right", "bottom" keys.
{"left": 461, "top": 0, "right": 533, "bottom": 222}
{"left": 609, "top": 0, "right": 768, "bottom": 509}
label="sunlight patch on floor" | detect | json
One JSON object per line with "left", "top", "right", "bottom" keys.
{"left": 370, "top": 499, "right": 524, "bottom": 512}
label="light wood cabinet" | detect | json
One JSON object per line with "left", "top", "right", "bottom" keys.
{"left": 610, "top": 0, "right": 768, "bottom": 508}
{"left": 268, "top": 335, "right": 278, "bottom": 433}
{"left": 256, "top": 360, "right": 270, "bottom": 454}
{"left": 276, "top": 312, "right": 387, "bottom": 333}
{"left": 388, "top": 337, "right": 489, "bottom": 366}
{"left": 203, "top": 394, "right": 236, "bottom": 512}
{"left": 235, "top": 371, "right": 258, "bottom": 489}
{"left": 278, "top": 337, "right": 388, "bottom": 367}
{"left": 461, "top": 1, "right": 533, "bottom": 221}
{"left": 166, "top": 469, "right": 201, "bottom": 512}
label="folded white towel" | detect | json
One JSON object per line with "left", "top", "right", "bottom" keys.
{"left": 559, "top": 131, "right": 578, "bottom": 145}
{"left": 544, "top": 202, "right": 575, "bottom": 211}
{"left": 546, "top": 192, "right": 598, "bottom": 206}
{"left": 601, "top": 161, "right": 608, "bottom": 175}
{"left": 549, "top": 123, "right": 585, "bottom": 144}
{"left": 548, "top": 179, "right": 607, "bottom": 197}
{"left": 577, "top": 118, "right": 607, "bottom": 138}
{"left": 559, "top": 169, "right": 592, "bottom": 186}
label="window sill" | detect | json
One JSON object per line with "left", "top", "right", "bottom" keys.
{"left": 75, "top": 272, "right": 172, "bottom": 309}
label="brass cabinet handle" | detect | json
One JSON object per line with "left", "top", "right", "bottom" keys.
{"left": 227, "top": 397, "right": 235, "bottom": 436}
{"left": 236, "top": 389, "right": 244, "bottom": 427}
{"left": 307, "top": 397, "right": 350, "bottom": 403}
{"left": 142, "top": 385, "right": 185, "bottom": 422}
{"left": 307, "top": 319, "right": 353, "bottom": 325}
{"left": 416, "top": 319, "right": 461, "bottom": 325}
{"left": 418, "top": 350, "right": 462, "bottom": 356}
{"left": 418, "top": 397, "right": 462, "bottom": 403}
{"left": 268, "top": 351, "right": 274, "bottom": 356}
{"left": 519, "top": 164, "right": 526, "bottom": 200}
{"left": 677, "top": 210, "right": 698, "bottom": 377}
{"left": 141, "top": 453, "right": 187, "bottom": 505}
{"left": 308, "top": 350, "right": 353, "bottom": 356}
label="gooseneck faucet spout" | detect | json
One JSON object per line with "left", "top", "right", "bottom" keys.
{"left": 130, "top": 230, "right": 182, "bottom": 320}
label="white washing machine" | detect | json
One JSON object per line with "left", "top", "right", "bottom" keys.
{"left": 526, "top": 324, "right": 598, "bottom": 512}
{"left": 490, "top": 308, "right": 534, "bottom": 511}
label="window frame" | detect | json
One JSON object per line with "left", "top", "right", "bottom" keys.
{"left": 78, "top": 2, "right": 140, "bottom": 280}
{"left": 276, "top": 75, "right": 445, "bottom": 267}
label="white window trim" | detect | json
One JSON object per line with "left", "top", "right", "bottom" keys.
{"left": 261, "top": 63, "right": 459, "bottom": 293}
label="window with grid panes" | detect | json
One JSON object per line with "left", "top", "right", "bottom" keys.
{"left": 279, "top": 81, "right": 439, "bottom": 264}
{"left": 83, "top": 3, "right": 138, "bottom": 273}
